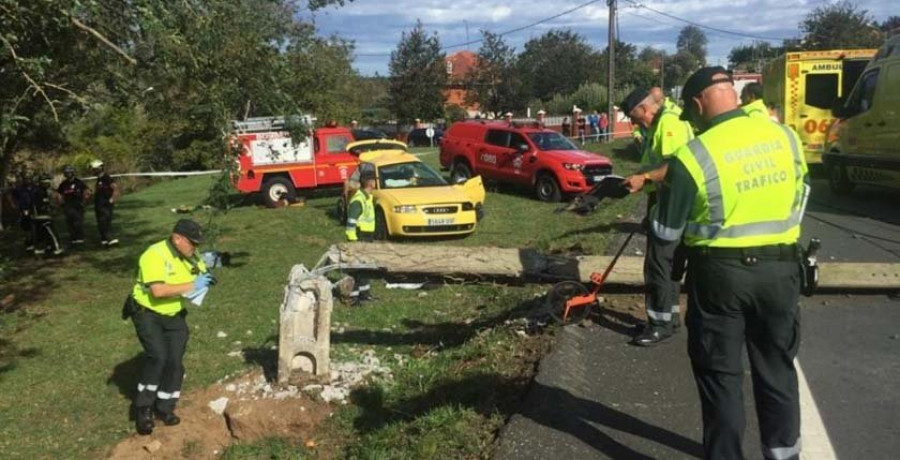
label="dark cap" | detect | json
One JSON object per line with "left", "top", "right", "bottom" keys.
{"left": 172, "top": 219, "right": 204, "bottom": 243}
{"left": 679, "top": 66, "right": 734, "bottom": 120}
{"left": 620, "top": 89, "right": 650, "bottom": 117}
{"left": 360, "top": 172, "right": 376, "bottom": 183}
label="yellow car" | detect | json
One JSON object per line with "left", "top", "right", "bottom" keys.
{"left": 339, "top": 140, "right": 486, "bottom": 238}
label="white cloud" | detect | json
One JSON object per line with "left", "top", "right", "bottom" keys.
{"left": 491, "top": 6, "right": 512, "bottom": 23}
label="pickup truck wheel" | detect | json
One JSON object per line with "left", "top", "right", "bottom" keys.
{"left": 374, "top": 208, "right": 389, "bottom": 240}
{"left": 535, "top": 173, "right": 562, "bottom": 202}
{"left": 262, "top": 177, "right": 296, "bottom": 208}
{"left": 827, "top": 161, "right": 855, "bottom": 195}
{"left": 450, "top": 161, "right": 472, "bottom": 184}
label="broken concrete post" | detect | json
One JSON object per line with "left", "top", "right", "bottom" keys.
{"left": 277, "top": 265, "right": 333, "bottom": 383}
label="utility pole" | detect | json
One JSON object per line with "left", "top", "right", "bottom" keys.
{"left": 607, "top": 0, "right": 616, "bottom": 142}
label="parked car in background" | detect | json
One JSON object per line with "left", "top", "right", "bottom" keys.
{"left": 337, "top": 140, "right": 485, "bottom": 239}
{"left": 406, "top": 127, "right": 444, "bottom": 147}
{"left": 439, "top": 120, "right": 613, "bottom": 202}
{"left": 824, "top": 35, "right": 900, "bottom": 194}
{"left": 352, "top": 128, "right": 389, "bottom": 141}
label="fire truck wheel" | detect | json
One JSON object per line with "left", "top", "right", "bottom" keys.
{"left": 535, "top": 172, "right": 562, "bottom": 202}
{"left": 374, "top": 208, "right": 389, "bottom": 240}
{"left": 262, "top": 177, "right": 297, "bottom": 208}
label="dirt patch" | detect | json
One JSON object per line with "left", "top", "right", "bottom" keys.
{"left": 108, "top": 370, "right": 332, "bottom": 460}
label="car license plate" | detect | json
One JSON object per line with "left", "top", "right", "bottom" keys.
{"left": 427, "top": 218, "right": 454, "bottom": 226}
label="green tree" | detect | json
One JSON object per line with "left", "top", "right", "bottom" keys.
{"left": 880, "top": 16, "right": 900, "bottom": 34}
{"left": 466, "top": 31, "right": 520, "bottom": 116}
{"left": 800, "top": 1, "right": 883, "bottom": 50}
{"left": 516, "top": 29, "right": 596, "bottom": 101}
{"left": 677, "top": 25, "right": 708, "bottom": 66}
{"left": 664, "top": 50, "right": 701, "bottom": 87}
{"left": 728, "top": 42, "right": 782, "bottom": 72}
{"left": 388, "top": 21, "right": 447, "bottom": 123}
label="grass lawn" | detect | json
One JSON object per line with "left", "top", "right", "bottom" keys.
{"left": 0, "top": 139, "right": 641, "bottom": 459}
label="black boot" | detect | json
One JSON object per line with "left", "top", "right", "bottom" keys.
{"left": 155, "top": 409, "right": 181, "bottom": 426}
{"left": 135, "top": 406, "right": 154, "bottom": 435}
{"left": 632, "top": 326, "right": 674, "bottom": 347}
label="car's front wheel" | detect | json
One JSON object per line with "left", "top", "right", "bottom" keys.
{"left": 534, "top": 173, "right": 562, "bottom": 202}
{"left": 374, "top": 208, "right": 389, "bottom": 240}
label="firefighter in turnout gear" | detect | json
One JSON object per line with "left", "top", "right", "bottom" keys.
{"left": 11, "top": 171, "right": 37, "bottom": 252}
{"left": 56, "top": 164, "right": 88, "bottom": 246}
{"left": 130, "top": 219, "right": 214, "bottom": 435}
{"left": 620, "top": 87, "right": 695, "bottom": 346}
{"left": 648, "top": 67, "right": 809, "bottom": 460}
{"left": 91, "top": 159, "right": 120, "bottom": 246}
{"left": 32, "top": 174, "right": 64, "bottom": 256}
{"left": 345, "top": 174, "right": 377, "bottom": 306}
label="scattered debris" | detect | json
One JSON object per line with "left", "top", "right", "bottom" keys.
{"left": 216, "top": 331, "right": 228, "bottom": 339}
{"left": 143, "top": 440, "right": 162, "bottom": 453}
{"left": 227, "top": 351, "right": 243, "bottom": 358}
{"left": 208, "top": 397, "right": 229, "bottom": 415}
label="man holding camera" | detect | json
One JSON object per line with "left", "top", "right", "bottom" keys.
{"left": 129, "top": 219, "right": 215, "bottom": 435}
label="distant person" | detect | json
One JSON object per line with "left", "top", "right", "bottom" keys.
{"left": 740, "top": 82, "right": 770, "bottom": 120}
{"left": 350, "top": 120, "right": 359, "bottom": 129}
{"left": 588, "top": 110, "right": 600, "bottom": 142}
{"left": 561, "top": 116, "right": 571, "bottom": 137}
{"left": 650, "top": 86, "right": 681, "bottom": 114}
{"left": 576, "top": 115, "right": 587, "bottom": 145}
{"left": 91, "top": 159, "right": 120, "bottom": 247}
{"left": 56, "top": 164, "right": 88, "bottom": 247}
{"left": 599, "top": 112, "right": 610, "bottom": 143}
{"left": 11, "top": 171, "right": 36, "bottom": 252}
{"left": 33, "top": 174, "right": 64, "bottom": 256}
{"left": 536, "top": 110, "right": 546, "bottom": 129}
{"left": 129, "top": 219, "right": 215, "bottom": 435}
{"left": 504, "top": 112, "right": 513, "bottom": 126}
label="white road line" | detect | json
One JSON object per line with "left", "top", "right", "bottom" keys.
{"left": 412, "top": 149, "right": 438, "bottom": 157}
{"left": 797, "top": 359, "right": 838, "bottom": 459}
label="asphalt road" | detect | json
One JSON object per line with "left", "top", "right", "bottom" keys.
{"left": 495, "top": 180, "right": 900, "bottom": 459}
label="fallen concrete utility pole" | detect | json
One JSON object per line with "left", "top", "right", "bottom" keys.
{"left": 319, "top": 243, "right": 900, "bottom": 291}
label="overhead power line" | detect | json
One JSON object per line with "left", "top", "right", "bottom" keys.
{"left": 623, "top": 0, "right": 795, "bottom": 43}
{"left": 355, "top": 0, "right": 605, "bottom": 57}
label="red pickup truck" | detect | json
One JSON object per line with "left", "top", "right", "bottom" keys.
{"left": 439, "top": 120, "right": 613, "bottom": 201}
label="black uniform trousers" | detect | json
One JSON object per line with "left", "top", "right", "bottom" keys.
{"left": 19, "top": 215, "right": 34, "bottom": 248}
{"left": 132, "top": 308, "right": 189, "bottom": 413}
{"left": 644, "top": 192, "right": 684, "bottom": 329}
{"left": 686, "top": 252, "right": 801, "bottom": 460}
{"left": 32, "top": 217, "right": 62, "bottom": 253}
{"left": 95, "top": 204, "right": 114, "bottom": 242}
{"left": 63, "top": 204, "right": 85, "bottom": 242}
{"left": 351, "top": 231, "right": 374, "bottom": 301}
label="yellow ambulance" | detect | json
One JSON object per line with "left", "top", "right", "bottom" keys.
{"left": 763, "top": 49, "right": 877, "bottom": 164}
{"left": 824, "top": 36, "right": 900, "bottom": 194}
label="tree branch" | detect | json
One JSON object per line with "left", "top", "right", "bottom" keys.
{"left": 69, "top": 16, "right": 137, "bottom": 65}
{"left": 45, "top": 83, "right": 89, "bottom": 105}
{"left": 0, "top": 36, "right": 59, "bottom": 122}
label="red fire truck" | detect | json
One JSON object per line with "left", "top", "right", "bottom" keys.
{"left": 232, "top": 117, "right": 358, "bottom": 207}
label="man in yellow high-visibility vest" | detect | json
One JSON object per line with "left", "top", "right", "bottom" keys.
{"left": 635, "top": 66, "right": 809, "bottom": 460}
{"left": 129, "top": 219, "right": 215, "bottom": 435}
{"left": 345, "top": 174, "right": 377, "bottom": 305}
{"left": 620, "top": 87, "right": 694, "bottom": 346}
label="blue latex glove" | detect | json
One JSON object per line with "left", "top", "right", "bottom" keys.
{"left": 193, "top": 273, "right": 214, "bottom": 291}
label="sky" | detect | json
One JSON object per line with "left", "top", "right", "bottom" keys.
{"left": 304, "top": 0, "right": 896, "bottom": 76}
